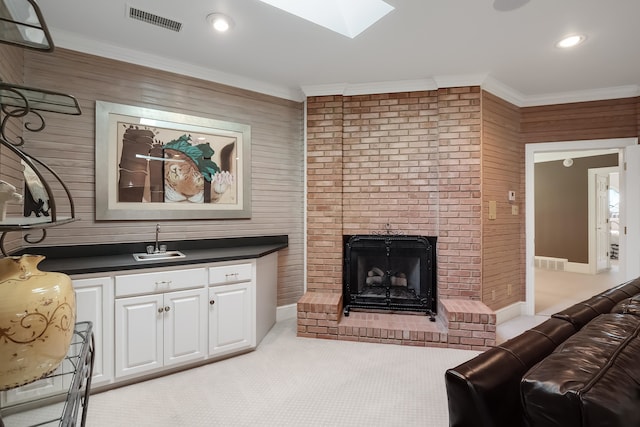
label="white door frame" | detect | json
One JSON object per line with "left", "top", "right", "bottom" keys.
{"left": 525, "top": 138, "right": 638, "bottom": 316}
{"left": 588, "top": 167, "right": 617, "bottom": 274}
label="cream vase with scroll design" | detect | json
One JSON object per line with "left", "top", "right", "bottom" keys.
{"left": 0, "top": 254, "right": 76, "bottom": 391}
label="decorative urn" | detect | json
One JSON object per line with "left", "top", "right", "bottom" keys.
{"left": 0, "top": 254, "right": 76, "bottom": 391}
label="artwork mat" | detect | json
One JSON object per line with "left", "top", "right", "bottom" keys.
{"left": 95, "top": 101, "right": 251, "bottom": 220}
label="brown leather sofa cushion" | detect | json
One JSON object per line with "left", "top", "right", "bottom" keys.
{"left": 445, "top": 318, "right": 575, "bottom": 427}
{"left": 611, "top": 294, "right": 640, "bottom": 316}
{"left": 551, "top": 295, "right": 616, "bottom": 329}
{"left": 521, "top": 313, "right": 640, "bottom": 427}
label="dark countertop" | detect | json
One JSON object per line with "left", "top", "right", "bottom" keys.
{"left": 12, "top": 235, "right": 288, "bottom": 276}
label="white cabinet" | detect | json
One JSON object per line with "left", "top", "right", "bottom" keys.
{"left": 73, "top": 276, "right": 114, "bottom": 388}
{"left": 1, "top": 366, "right": 64, "bottom": 406}
{"left": 208, "top": 282, "right": 255, "bottom": 357}
{"left": 208, "top": 262, "right": 256, "bottom": 358}
{"left": 1, "top": 254, "right": 279, "bottom": 400}
{"left": 114, "top": 268, "right": 207, "bottom": 379}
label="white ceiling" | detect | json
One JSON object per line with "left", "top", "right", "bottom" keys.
{"left": 37, "top": 0, "right": 640, "bottom": 105}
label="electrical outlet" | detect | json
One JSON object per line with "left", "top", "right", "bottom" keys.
{"left": 512, "top": 205, "right": 518, "bottom": 215}
{"left": 507, "top": 283, "right": 512, "bottom": 296}
{"left": 491, "top": 289, "right": 496, "bottom": 301}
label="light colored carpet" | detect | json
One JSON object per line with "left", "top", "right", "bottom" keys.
{"left": 80, "top": 318, "right": 478, "bottom": 427}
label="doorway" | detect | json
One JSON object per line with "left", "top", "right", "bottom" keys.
{"left": 525, "top": 138, "right": 639, "bottom": 316}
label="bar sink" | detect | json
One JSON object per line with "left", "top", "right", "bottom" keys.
{"left": 132, "top": 251, "right": 186, "bottom": 261}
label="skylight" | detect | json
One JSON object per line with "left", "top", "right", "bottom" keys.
{"left": 258, "top": 0, "right": 394, "bottom": 38}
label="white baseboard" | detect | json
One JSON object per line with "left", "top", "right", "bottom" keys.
{"left": 276, "top": 303, "right": 297, "bottom": 322}
{"left": 566, "top": 262, "right": 590, "bottom": 274}
{"left": 495, "top": 302, "right": 526, "bottom": 325}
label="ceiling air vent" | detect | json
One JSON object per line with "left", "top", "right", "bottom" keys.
{"left": 127, "top": 6, "right": 183, "bottom": 32}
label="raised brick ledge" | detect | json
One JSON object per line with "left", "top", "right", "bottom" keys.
{"left": 439, "top": 298, "right": 496, "bottom": 351}
{"left": 440, "top": 298, "right": 495, "bottom": 324}
{"left": 297, "top": 291, "right": 341, "bottom": 313}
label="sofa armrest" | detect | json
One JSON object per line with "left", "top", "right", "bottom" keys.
{"left": 446, "top": 318, "right": 575, "bottom": 427}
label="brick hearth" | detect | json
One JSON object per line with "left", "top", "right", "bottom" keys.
{"left": 297, "top": 292, "right": 495, "bottom": 351}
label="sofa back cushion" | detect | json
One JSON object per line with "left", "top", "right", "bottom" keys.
{"left": 611, "top": 294, "right": 640, "bottom": 316}
{"left": 521, "top": 313, "right": 640, "bottom": 427}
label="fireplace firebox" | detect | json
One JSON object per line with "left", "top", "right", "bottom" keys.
{"left": 343, "top": 235, "right": 437, "bottom": 319}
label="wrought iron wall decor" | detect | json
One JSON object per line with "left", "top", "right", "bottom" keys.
{"left": 0, "top": 81, "right": 82, "bottom": 255}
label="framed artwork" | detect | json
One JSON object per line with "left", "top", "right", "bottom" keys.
{"left": 95, "top": 101, "right": 251, "bottom": 220}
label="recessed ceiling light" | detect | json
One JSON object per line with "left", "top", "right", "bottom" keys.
{"left": 493, "top": 0, "right": 530, "bottom": 12}
{"left": 258, "top": 0, "right": 394, "bottom": 39}
{"left": 207, "top": 13, "right": 233, "bottom": 32}
{"left": 555, "top": 34, "right": 586, "bottom": 49}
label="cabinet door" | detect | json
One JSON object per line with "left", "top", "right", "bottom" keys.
{"left": 163, "top": 288, "right": 207, "bottom": 367}
{"left": 2, "top": 366, "right": 64, "bottom": 406}
{"left": 73, "top": 276, "right": 114, "bottom": 388}
{"left": 115, "top": 294, "right": 163, "bottom": 378}
{"left": 208, "top": 282, "right": 255, "bottom": 358}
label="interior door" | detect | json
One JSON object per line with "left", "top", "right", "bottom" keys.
{"left": 595, "top": 173, "right": 610, "bottom": 272}
{"left": 622, "top": 144, "right": 640, "bottom": 280}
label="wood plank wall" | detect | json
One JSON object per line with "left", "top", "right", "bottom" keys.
{"left": 481, "top": 91, "right": 524, "bottom": 310}
{"left": 521, "top": 97, "right": 639, "bottom": 143}
{"left": 18, "top": 48, "right": 304, "bottom": 306}
{"left": 0, "top": 44, "right": 26, "bottom": 253}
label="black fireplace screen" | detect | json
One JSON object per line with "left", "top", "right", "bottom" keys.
{"left": 343, "top": 235, "right": 437, "bottom": 318}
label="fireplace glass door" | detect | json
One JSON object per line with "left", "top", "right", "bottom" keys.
{"left": 343, "top": 235, "right": 436, "bottom": 317}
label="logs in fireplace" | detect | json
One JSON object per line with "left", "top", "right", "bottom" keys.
{"left": 343, "top": 235, "right": 437, "bottom": 319}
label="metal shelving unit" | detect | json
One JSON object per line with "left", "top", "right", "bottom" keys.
{"left": 0, "top": 322, "right": 95, "bottom": 427}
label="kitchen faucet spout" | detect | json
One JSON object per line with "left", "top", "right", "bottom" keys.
{"left": 155, "top": 223, "right": 160, "bottom": 253}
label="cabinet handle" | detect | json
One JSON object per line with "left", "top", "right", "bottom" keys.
{"left": 209, "top": 300, "right": 215, "bottom": 305}
{"left": 225, "top": 273, "right": 239, "bottom": 279}
{"left": 158, "top": 308, "right": 164, "bottom": 314}
{"left": 155, "top": 280, "right": 172, "bottom": 286}
{"left": 164, "top": 306, "right": 170, "bottom": 312}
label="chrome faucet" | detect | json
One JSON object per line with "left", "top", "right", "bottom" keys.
{"left": 155, "top": 223, "right": 160, "bottom": 253}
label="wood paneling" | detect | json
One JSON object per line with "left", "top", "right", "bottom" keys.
{"left": 481, "top": 91, "right": 523, "bottom": 310}
{"left": 521, "top": 97, "right": 639, "bottom": 143}
{"left": 17, "top": 48, "right": 304, "bottom": 306}
{"left": 0, "top": 44, "right": 26, "bottom": 253}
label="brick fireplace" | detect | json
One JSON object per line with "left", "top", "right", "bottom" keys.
{"left": 298, "top": 88, "right": 496, "bottom": 351}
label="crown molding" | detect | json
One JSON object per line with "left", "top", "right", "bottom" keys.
{"left": 518, "top": 84, "right": 640, "bottom": 107}
{"left": 49, "top": 29, "right": 307, "bottom": 102}
{"left": 301, "top": 78, "right": 437, "bottom": 97}
{"left": 481, "top": 76, "right": 526, "bottom": 106}
{"left": 433, "top": 73, "right": 487, "bottom": 89}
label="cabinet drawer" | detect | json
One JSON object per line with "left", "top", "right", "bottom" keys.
{"left": 115, "top": 268, "right": 207, "bottom": 297}
{"left": 209, "top": 263, "right": 253, "bottom": 285}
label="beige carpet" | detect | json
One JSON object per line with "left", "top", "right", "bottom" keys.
{"left": 3, "top": 318, "right": 479, "bottom": 426}
{"left": 79, "top": 319, "right": 478, "bottom": 426}
{"left": 68, "top": 318, "right": 475, "bottom": 427}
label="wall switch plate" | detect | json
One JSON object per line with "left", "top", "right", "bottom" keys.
{"left": 489, "top": 201, "right": 497, "bottom": 220}
{"left": 508, "top": 190, "right": 516, "bottom": 201}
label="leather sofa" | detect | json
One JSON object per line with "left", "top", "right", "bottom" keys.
{"left": 445, "top": 277, "right": 640, "bottom": 427}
